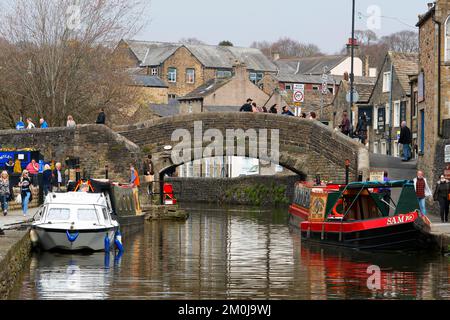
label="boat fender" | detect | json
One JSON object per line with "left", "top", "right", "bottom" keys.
{"left": 104, "top": 234, "right": 111, "bottom": 253}
{"left": 66, "top": 230, "right": 79, "bottom": 243}
{"left": 30, "top": 229, "right": 39, "bottom": 245}
{"left": 332, "top": 199, "right": 344, "bottom": 218}
{"left": 114, "top": 230, "right": 124, "bottom": 253}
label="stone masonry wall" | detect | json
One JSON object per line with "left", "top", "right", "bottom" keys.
{"left": 0, "top": 125, "right": 142, "bottom": 182}
{"left": 117, "top": 112, "right": 367, "bottom": 183}
{"left": 167, "top": 175, "right": 302, "bottom": 206}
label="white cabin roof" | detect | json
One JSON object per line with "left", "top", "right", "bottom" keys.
{"left": 44, "top": 192, "right": 107, "bottom": 207}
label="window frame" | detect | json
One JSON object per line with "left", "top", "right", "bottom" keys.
{"left": 393, "top": 100, "right": 401, "bottom": 128}
{"left": 285, "top": 84, "right": 293, "bottom": 91}
{"left": 249, "top": 72, "right": 263, "bottom": 84}
{"left": 445, "top": 15, "right": 450, "bottom": 63}
{"left": 167, "top": 67, "right": 177, "bottom": 83}
{"left": 186, "top": 68, "right": 195, "bottom": 84}
{"left": 383, "top": 72, "right": 391, "bottom": 93}
{"left": 151, "top": 67, "right": 158, "bottom": 76}
{"left": 216, "top": 69, "right": 232, "bottom": 79}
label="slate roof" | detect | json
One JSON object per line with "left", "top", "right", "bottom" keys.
{"left": 274, "top": 73, "right": 343, "bottom": 85}
{"left": 274, "top": 55, "right": 349, "bottom": 76}
{"left": 130, "top": 74, "right": 168, "bottom": 88}
{"left": 416, "top": 5, "right": 435, "bottom": 27}
{"left": 178, "top": 78, "right": 232, "bottom": 100}
{"left": 148, "top": 103, "right": 180, "bottom": 117}
{"left": 389, "top": 51, "right": 419, "bottom": 93}
{"left": 123, "top": 39, "right": 277, "bottom": 72}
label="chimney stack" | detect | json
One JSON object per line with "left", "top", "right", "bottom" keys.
{"left": 272, "top": 52, "right": 280, "bottom": 61}
{"left": 346, "top": 38, "right": 360, "bottom": 57}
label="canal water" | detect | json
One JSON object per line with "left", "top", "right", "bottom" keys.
{"left": 9, "top": 203, "right": 450, "bottom": 300}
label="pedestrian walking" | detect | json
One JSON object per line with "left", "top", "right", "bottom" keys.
{"left": 269, "top": 104, "right": 278, "bottom": 114}
{"left": 130, "top": 164, "right": 140, "bottom": 188}
{"left": 282, "top": 106, "right": 295, "bottom": 116}
{"left": 43, "top": 164, "right": 53, "bottom": 197}
{"left": 413, "top": 171, "right": 433, "bottom": 216}
{"left": 40, "top": 118, "right": 49, "bottom": 129}
{"left": 52, "top": 162, "right": 64, "bottom": 192}
{"left": 434, "top": 174, "right": 450, "bottom": 223}
{"left": 356, "top": 114, "right": 368, "bottom": 145}
{"left": 240, "top": 99, "right": 253, "bottom": 112}
{"left": 26, "top": 159, "right": 39, "bottom": 186}
{"left": 143, "top": 155, "right": 155, "bottom": 195}
{"left": 399, "top": 121, "right": 412, "bottom": 162}
{"left": 26, "top": 118, "right": 36, "bottom": 129}
{"left": 19, "top": 170, "right": 33, "bottom": 216}
{"left": 0, "top": 171, "right": 10, "bottom": 216}
{"left": 339, "top": 111, "right": 351, "bottom": 136}
{"left": 67, "top": 115, "right": 76, "bottom": 128}
{"left": 96, "top": 108, "right": 106, "bottom": 125}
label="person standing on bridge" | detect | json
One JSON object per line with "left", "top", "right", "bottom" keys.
{"left": 269, "top": 104, "right": 278, "bottom": 114}
{"left": 240, "top": 99, "right": 253, "bottom": 112}
{"left": 433, "top": 175, "right": 450, "bottom": 223}
{"left": 282, "top": 106, "right": 295, "bottom": 116}
{"left": 96, "top": 108, "right": 106, "bottom": 125}
{"left": 339, "top": 111, "right": 351, "bottom": 136}
{"left": 356, "top": 114, "right": 368, "bottom": 145}
{"left": 399, "top": 121, "right": 412, "bottom": 162}
{"left": 414, "top": 171, "right": 432, "bottom": 216}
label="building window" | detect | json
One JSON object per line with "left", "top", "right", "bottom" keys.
{"left": 383, "top": 72, "right": 391, "bottom": 93}
{"left": 168, "top": 94, "right": 177, "bottom": 100}
{"left": 373, "top": 142, "right": 379, "bottom": 154}
{"left": 216, "top": 69, "right": 232, "bottom": 78}
{"left": 413, "top": 91, "right": 418, "bottom": 118}
{"left": 373, "top": 105, "right": 379, "bottom": 129}
{"left": 312, "top": 85, "right": 320, "bottom": 91}
{"left": 381, "top": 141, "right": 387, "bottom": 155}
{"left": 249, "top": 72, "right": 263, "bottom": 84}
{"left": 418, "top": 72, "right": 425, "bottom": 102}
{"left": 285, "top": 84, "right": 292, "bottom": 90}
{"left": 393, "top": 101, "right": 400, "bottom": 127}
{"left": 186, "top": 68, "right": 195, "bottom": 84}
{"left": 385, "top": 103, "right": 391, "bottom": 126}
{"left": 446, "top": 16, "right": 450, "bottom": 62}
{"left": 167, "top": 67, "right": 177, "bottom": 83}
{"left": 151, "top": 67, "right": 158, "bottom": 76}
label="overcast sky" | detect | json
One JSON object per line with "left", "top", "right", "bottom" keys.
{"left": 137, "top": 0, "right": 428, "bottom": 54}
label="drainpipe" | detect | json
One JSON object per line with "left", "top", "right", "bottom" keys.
{"left": 433, "top": 17, "right": 443, "bottom": 138}
{"left": 388, "top": 62, "right": 394, "bottom": 156}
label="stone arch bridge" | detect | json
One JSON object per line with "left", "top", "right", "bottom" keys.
{"left": 0, "top": 113, "right": 369, "bottom": 183}
{"left": 116, "top": 112, "right": 369, "bottom": 183}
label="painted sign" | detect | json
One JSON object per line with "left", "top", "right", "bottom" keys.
{"left": 387, "top": 213, "right": 415, "bottom": 226}
{"left": 445, "top": 145, "right": 450, "bottom": 163}
{"left": 294, "top": 183, "right": 311, "bottom": 209}
{"left": 293, "top": 84, "right": 305, "bottom": 103}
{"left": 309, "top": 192, "right": 328, "bottom": 222}
{"left": 370, "top": 171, "right": 385, "bottom": 182}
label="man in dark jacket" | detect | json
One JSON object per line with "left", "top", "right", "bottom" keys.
{"left": 399, "top": 121, "right": 412, "bottom": 161}
{"left": 240, "top": 99, "right": 253, "bottom": 112}
{"left": 96, "top": 108, "right": 106, "bottom": 125}
{"left": 282, "top": 106, "right": 295, "bottom": 116}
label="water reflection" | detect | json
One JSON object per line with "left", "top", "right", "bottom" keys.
{"left": 9, "top": 203, "right": 450, "bottom": 300}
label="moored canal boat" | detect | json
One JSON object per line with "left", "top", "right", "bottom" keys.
{"left": 288, "top": 180, "right": 435, "bottom": 250}
{"left": 31, "top": 192, "right": 120, "bottom": 252}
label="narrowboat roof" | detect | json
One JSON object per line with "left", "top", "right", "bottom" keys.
{"left": 44, "top": 192, "right": 107, "bottom": 206}
{"left": 345, "top": 180, "right": 412, "bottom": 189}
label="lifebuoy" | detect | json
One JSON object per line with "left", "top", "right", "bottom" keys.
{"left": 331, "top": 199, "right": 344, "bottom": 218}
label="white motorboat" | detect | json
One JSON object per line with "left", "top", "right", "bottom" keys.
{"left": 31, "top": 192, "right": 121, "bottom": 252}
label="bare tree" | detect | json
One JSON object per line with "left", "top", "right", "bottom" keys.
{"left": 0, "top": 0, "right": 149, "bottom": 129}
{"left": 354, "top": 30, "right": 378, "bottom": 46}
{"left": 380, "top": 30, "right": 419, "bottom": 54}
{"left": 179, "top": 37, "right": 205, "bottom": 45}
{"left": 251, "top": 37, "right": 322, "bottom": 59}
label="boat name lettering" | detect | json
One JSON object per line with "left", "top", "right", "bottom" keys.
{"left": 387, "top": 214, "right": 415, "bottom": 226}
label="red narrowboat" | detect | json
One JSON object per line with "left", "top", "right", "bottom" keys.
{"left": 288, "top": 180, "right": 436, "bottom": 250}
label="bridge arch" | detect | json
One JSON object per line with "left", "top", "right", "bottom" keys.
{"left": 116, "top": 112, "right": 369, "bottom": 183}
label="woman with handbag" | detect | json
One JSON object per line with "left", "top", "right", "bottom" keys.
{"left": 433, "top": 175, "right": 450, "bottom": 223}
{"left": 19, "top": 170, "right": 33, "bottom": 217}
{"left": 0, "top": 171, "right": 10, "bottom": 216}
{"left": 143, "top": 155, "right": 155, "bottom": 195}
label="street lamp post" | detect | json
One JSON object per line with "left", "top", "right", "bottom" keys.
{"left": 349, "top": 0, "right": 356, "bottom": 120}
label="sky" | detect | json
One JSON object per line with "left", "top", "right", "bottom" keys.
{"left": 136, "top": 0, "right": 428, "bottom": 54}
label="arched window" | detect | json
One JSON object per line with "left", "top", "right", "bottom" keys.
{"left": 445, "top": 16, "right": 450, "bottom": 62}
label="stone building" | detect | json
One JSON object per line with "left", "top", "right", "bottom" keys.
{"left": 116, "top": 39, "right": 277, "bottom": 101}
{"left": 367, "top": 51, "right": 418, "bottom": 157}
{"left": 261, "top": 53, "right": 365, "bottom": 120}
{"left": 178, "top": 63, "right": 279, "bottom": 113}
{"left": 416, "top": 1, "right": 450, "bottom": 187}
{"left": 332, "top": 77, "right": 376, "bottom": 130}
{"left": 130, "top": 74, "right": 169, "bottom": 105}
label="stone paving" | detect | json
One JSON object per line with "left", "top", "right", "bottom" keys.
{"left": 0, "top": 208, "right": 39, "bottom": 231}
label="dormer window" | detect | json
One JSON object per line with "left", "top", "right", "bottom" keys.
{"left": 445, "top": 16, "right": 450, "bottom": 62}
